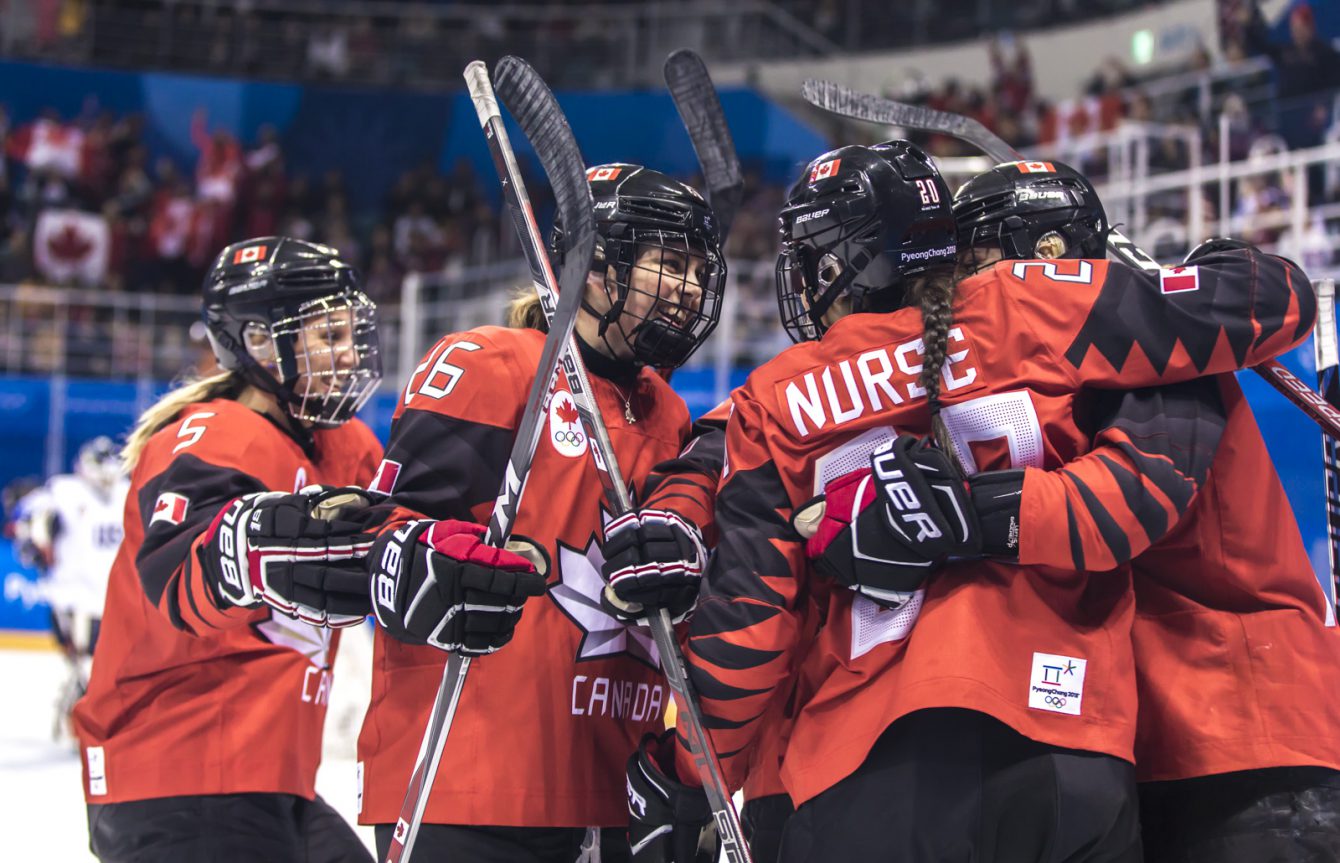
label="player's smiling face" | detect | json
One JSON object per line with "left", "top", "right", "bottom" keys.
{"left": 584, "top": 239, "right": 707, "bottom": 362}
{"left": 290, "top": 303, "right": 363, "bottom": 423}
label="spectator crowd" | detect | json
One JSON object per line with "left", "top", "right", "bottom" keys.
{"left": 0, "top": 0, "right": 1336, "bottom": 375}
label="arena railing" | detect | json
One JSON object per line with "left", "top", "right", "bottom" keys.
{"left": 3, "top": 127, "right": 1335, "bottom": 410}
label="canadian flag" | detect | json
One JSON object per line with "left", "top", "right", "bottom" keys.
{"left": 150, "top": 492, "right": 190, "bottom": 526}
{"left": 233, "top": 244, "right": 268, "bottom": 265}
{"left": 1016, "top": 161, "right": 1056, "bottom": 174}
{"left": 6, "top": 118, "right": 85, "bottom": 179}
{"left": 368, "top": 460, "right": 402, "bottom": 496}
{"left": 1159, "top": 265, "right": 1200, "bottom": 294}
{"left": 33, "top": 209, "right": 110, "bottom": 286}
{"left": 810, "top": 158, "right": 841, "bottom": 183}
{"left": 587, "top": 167, "right": 621, "bottom": 182}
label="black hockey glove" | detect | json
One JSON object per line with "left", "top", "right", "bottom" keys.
{"left": 369, "top": 519, "right": 548, "bottom": 655}
{"left": 200, "top": 486, "right": 376, "bottom": 628}
{"left": 967, "top": 469, "right": 1025, "bottom": 560}
{"left": 600, "top": 509, "right": 709, "bottom": 625}
{"left": 792, "top": 435, "right": 988, "bottom": 608}
{"left": 626, "top": 731, "right": 720, "bottom": 863}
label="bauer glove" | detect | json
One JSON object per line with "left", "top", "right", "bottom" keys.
{"left": 626, "top": 731, "right": 720, "bottom": 863}
{"left": 200, "top": 485, "right": 376, "bottom": 627}
{"left": 794, "top": 435, "right": 1021, "bottom": 608}
{"left": 369, "top": 519, "right": 548, "bottom": 655}
{"left": 600, "top": 509, "right": 709, "bottom": 625}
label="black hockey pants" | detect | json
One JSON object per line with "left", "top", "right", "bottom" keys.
{"left": 1139, "top": 766, "right": 1340, "bottom": 862}
{"left": 88, "top": 792, "right": 371, "bottom": 863}
{"left": 374, "top": 823, "right": 632, "bottom": 863}
{"left": 778, "top": 708, "right": 1142, "bottom": 863}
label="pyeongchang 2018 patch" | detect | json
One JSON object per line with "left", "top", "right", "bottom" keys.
{"left": 1028, "top": 651, "right": 1086, "bottom": 716}
{"left": 1159, "top": 265, "right": 1199, "bottom": 294}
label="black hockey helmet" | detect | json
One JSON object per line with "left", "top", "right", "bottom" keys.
{"left": 776, "top": 141, "right": 957, "bottom": 343}
{"left": 551, "top": 164, "right": 725, "bottom": 369}
{"left": 952, "top": 159, "right": 1108, "bottom": 272}
{"left": 203, "top": 237, "right": 381, "bottom": 428}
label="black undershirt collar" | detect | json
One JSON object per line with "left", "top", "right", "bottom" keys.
{"left": 576, "top": 335, "right": 640, "bottom": 388}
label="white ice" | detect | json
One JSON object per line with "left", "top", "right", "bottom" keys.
{"left": 0, "top": 642, "right": 376, "bottom": 859}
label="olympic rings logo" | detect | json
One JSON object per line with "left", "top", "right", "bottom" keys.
{"left": 554, "top": 429, "right": 586, "bottom": 446}
{"left": 1045, "top": 695, "right": 1066, "bottom": 708}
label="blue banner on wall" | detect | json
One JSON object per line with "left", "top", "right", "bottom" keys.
{"left": 0, "top": 59, "right": 827, "bottom": 214}
{"left": 0, "top": 341, "right": 1332, "bottom": 631}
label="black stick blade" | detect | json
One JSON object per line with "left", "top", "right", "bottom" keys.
{"left": 801, "top": 78, "right": 1016, "bottom": 164}
{"left": 665, "top": 49, "right": 744, "bottom": 241}
{"left": 494, "top": 55, "right": 597, "bottom": 296}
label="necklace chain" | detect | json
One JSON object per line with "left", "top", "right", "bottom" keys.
{"left": 617, "top": 383, "right": 636, "bottom": 424}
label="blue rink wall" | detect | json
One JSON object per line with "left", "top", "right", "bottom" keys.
{"left": 0, "top": 345, "right": 1331, "bottom": 630}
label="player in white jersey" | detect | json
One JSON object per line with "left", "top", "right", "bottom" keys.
{"left": 18, "top": 437, "right": 129, "bottom": 740}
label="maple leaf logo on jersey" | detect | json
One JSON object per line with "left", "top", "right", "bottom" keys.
{"left": 549, "top": 530, "right": 659, "bottom": 670}
{"left": 548, "top": 390, "right": 588, "bottom": 458}
{"left": 255, "top": 612, "right": 332, "bottom": 669}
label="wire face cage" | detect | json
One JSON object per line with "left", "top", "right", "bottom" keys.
{"left": 601, "top": 228, "right": 725, "bottom": 368}
{"left": 252, "top": 291, "right": 382, "bottom": 427}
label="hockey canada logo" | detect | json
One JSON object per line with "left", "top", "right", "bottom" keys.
{"left": 810, "top": 158, "right": 841, "bottom": 183}
{"left": 549, "top": 529, "right": 659, "bottom": 670}
{"left": 149, "top": 492, "right": 189, "bottom": 526}
{"left": 1028, "top": 651, "right": 1086, "bottom": 716}
{"left": 587, "top": 166, "right": 622, "bottom": 183}
{"left": 549, "top": 390, "right": 588, "bottom": 458}
{"left": 232, "top": 244, "right": 268, "bottom": 265}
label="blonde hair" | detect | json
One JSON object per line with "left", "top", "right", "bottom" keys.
{"left": 121, "top": 370, "right": 243, "bottom": 471}
{"left": 506, "top": 287, "right": 549, "bottom": 332}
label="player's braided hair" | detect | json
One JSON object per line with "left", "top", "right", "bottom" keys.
{"left": 906, "top": 268, "right": 958, "bottom": 455}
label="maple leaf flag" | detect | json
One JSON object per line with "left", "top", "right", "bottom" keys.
{"left": 1016, "top": 161, "right": 1056, "bottom": 174}
{"left": 368, "top": 460, "right": 402, "bottom": 495}
{"left": 587, "top": 167, "right": 621, "bottom": 183}
{"left": 7, "top": 118, "right": 84, "bottom": 179}
{"left": 150, "top": 492, "right": 189, "bottom": 526}
{"left": 1159, "top": 265, "right": 1200, "bottom": 294}
{"left": 33, "top": 209, "right": 109, "bottom": 286}
{"left": 233, "top": 244, "right": 268, "bottom": 265}
{"left": 810, "top": 159, "right": 841, "bottom": 183}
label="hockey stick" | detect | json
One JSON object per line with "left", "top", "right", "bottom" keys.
{"left": 801, "top": 78, "right": 1340, "bottom": 439}
{"left": 1315, "top": 278, "right": 1340, "bottom": 623}
{"left": 479, "top": 56, "right": 752, "bottom": 863}
{"left": 381, "top": 58, "right": 597, "bottom": 863}
{"left": 666, "top": 49, "right": 745, "bottom": 243}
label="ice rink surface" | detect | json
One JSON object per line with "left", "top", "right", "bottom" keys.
{"left": 0, "top": 641, "right": 377, "bottom": 859}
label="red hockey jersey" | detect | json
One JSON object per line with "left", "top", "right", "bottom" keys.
{"left": 73, "top": 398, "right": 382, "bottom": 803}
{"left": 357, "top": 326, "right": 691, "bottom": 828}
{"left": 679, "top": 250, "right": 1314, "bottom": 806}
{"left": 1129, "top": 379, "right": 1340, "bottom": 780}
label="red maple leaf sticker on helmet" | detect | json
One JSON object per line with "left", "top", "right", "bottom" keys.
{"left": 556, "top": 400, "right": 580, "bottom": 427}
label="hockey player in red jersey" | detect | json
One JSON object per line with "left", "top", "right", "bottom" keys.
{"left": 947, "top": 161, "right": 1340, "bottom": 861}
{"left": 613, "top": 140, "right": 1315, "bottom": 861}
{"left": 357, "top": 164, "right": 725, "bottom": 861}
{"left": 73, "top": 237, "right": 385, "bottom": 863}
